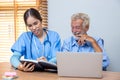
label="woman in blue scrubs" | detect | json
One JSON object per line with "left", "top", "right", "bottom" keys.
{"left": 10, "top": 8, "right": 61, "bottom": 72}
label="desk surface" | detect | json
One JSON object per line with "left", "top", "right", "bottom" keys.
{"left": 0, "top": 62, "right": 120, "bottom": 80}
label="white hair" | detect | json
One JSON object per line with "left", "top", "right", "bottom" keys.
{"left": 71, "top": 13, "right": 89, "bottom": 28}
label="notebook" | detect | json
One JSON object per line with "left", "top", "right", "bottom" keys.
{"left": 56, "top": 52, "right": 103, "bottom": 78}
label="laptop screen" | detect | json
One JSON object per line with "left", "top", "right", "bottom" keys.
{"left": 56, "top": 52, "right": 103, "bottom": 78}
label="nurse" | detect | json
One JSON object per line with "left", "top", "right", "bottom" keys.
{"left": 10, "top": 8, "right": 61, "bottom": 72}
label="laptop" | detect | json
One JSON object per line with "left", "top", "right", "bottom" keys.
{"left": 56, "top": 52, "right": 103, "bottom": 78}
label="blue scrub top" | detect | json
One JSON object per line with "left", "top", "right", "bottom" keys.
{"left": 11, "top": 30, "right": 61, "bottom": 68}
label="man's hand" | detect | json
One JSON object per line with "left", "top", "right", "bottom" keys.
{"left": 77, "top": 34, "right": 102, "bottom": 52}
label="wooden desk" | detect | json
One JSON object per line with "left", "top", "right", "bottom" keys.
{"left": 0, "top": 62, "right": 120, "bottom": 80}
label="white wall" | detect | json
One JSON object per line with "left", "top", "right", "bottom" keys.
{"left": 48, "top": 0, "right": 120, "bottom": 72}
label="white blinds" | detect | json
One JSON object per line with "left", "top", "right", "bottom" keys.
{"left": 0, "top": 0, "right": 48, "bottom": 62}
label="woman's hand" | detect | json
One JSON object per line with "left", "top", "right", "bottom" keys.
{"left": 37, "top": 56, "right": 47, "bottom": 61}
{"left": 18, "top": 62, "right": 35, "bottom": 72}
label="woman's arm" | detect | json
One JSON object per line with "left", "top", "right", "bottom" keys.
{"left": 10, "top": 51, "right": 35, "bottom": 71}
{"left": 49, "top": 33, "right": 61, "bottom": 64}
{"left": 10, "top": 51, "right": 22, "bottom": 68}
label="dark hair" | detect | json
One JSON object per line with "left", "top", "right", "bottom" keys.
{"left": 24, "top": 8, "right": 42, "bottom": 25}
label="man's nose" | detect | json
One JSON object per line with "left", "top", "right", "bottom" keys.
{"left": 72, "top": 27, "right": 79, "bottom": 31}
{"left": 72, "top": 29, "right": 78, "bottom": 33}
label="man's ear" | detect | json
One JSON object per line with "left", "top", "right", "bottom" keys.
{"left": 84, "top": 26, "right": 89, "bottom": 32}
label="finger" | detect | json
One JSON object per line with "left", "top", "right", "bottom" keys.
{"left": 81, "top": 37, "right": 86, "bottom": 44}
{"left": 39, "top": 56, "right": 47, "bottom": 61}
{"left": 23, "top": 64, "right": 34, "bottom": 72}
{"left": 29, "top": 65, "right": 35, "bottom": 71}
{"left": 40, "top": 56, "right": 45, "bottom": 59}
{"left": 41, "top": 57, "right": 46, "bottom": 60}
{"left": 76, "top": 34, "right": 82, "bottom": 38}
{"left": 23, "top": 61, "right": 27, "bottom": 67}
{"left": 25, "top": 64, "right": 35, "bottom": 72}
{"left": 83, "top": 37, "right": 87, "bottom": 41}
{"left": 37, "top": 58, "right": 40, "bottom": 61}
{"left": 42, "top": 57, "right": 47, "bottom": 61}
{"left": 37, "top": 57, "right": 45, "bottom": 60}
{"left": 78, "top": 40, "right": 82, "bottom": 45}
{"left": 78, "top": 37, "right": 86, "bottom": 45}
{"left": 24, "top": 63, "right": 33, "bottom": 71}
{"left": 26, "top": 63, "right": 33, "bottom": 68}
